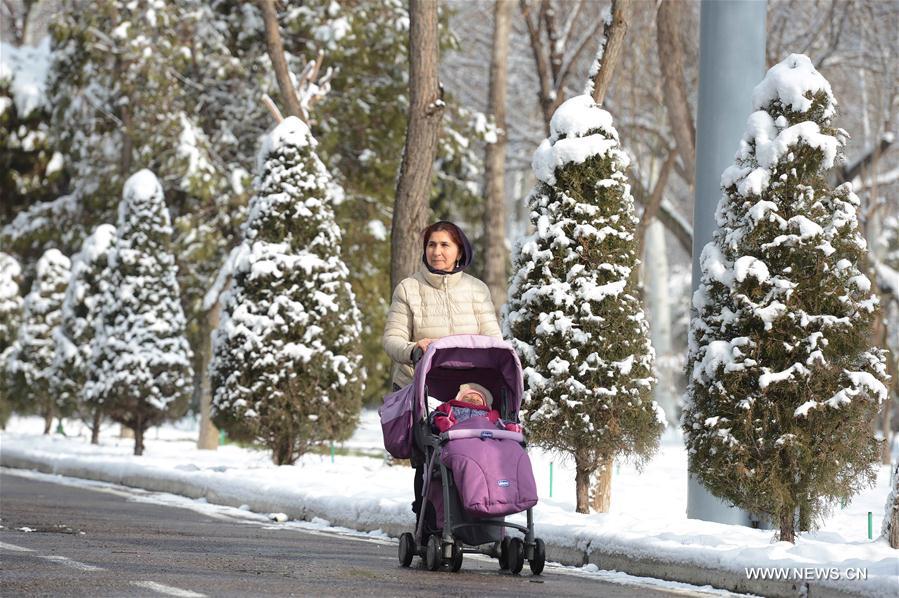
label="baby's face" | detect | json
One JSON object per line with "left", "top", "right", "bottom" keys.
{"left": 457, "top": 391, "right": 487, "bottom": 408}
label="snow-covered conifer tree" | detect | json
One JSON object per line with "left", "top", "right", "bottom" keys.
{"left": 5, "top": 249, "right": 70, "bottom": 433}
{"left": 211, "top": 116, "right": 364, "bottom": 465}
{"left": 0, "top": 252, "right": 23, "bottom": 428}
{"left": 85, "top": 170, "right": 192, "bottom": 456}
{"left": 0, "top": 253, "right": 22, "bottom": 352}
{"left": 51, "top": 224, "right": 115, "bottom": 444}
{"left": 0, "top": 38, "right": 67, "bottom": 226}
{"left": 504, "top": 95, "right": 662, "bottom": 513}
{"left": 684, "top": 55, "right": 889, "bottom": 543}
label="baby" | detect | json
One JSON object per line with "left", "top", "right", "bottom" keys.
{"left": 430, "top": 383, "right": 521, "bottom": 433}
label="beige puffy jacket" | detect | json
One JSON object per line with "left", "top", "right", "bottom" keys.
{"left": 382, "top": 264, "right": 502, "bottom": 388}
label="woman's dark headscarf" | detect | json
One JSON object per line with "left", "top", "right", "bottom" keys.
{"left": 421, "top": 221, "right": 473, "bottom": 275}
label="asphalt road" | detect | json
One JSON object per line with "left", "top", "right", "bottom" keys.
{"left": 1, "top": 471, "right": 719, "bottom": 597}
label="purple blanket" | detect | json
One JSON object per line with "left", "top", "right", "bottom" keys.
{"left": 438, "top": 416, "right": 538, "bottom": 518}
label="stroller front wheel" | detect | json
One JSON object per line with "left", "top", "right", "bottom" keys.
{"left": 398, "top": 532, "right": 415, "bottom": 567}
{"left": 508, "top": 538, "right": 525, "bottom": 574}
{"left": 449, "top": 542, "right": 463, "bottom": 572}
{"left": 497, "top": 537, "right": 511, "bottom": 570}
{"left": 529, "top": 538, "right": 546, "bottom": 575}
{"left": 425, "top": 535, "right": 442, "bottom": 571}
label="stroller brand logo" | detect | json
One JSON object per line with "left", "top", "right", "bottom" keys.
{"left": 497, "top": 479, "right": 510, "bottom": 487}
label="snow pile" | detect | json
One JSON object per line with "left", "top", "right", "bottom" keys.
{"left": 0, "top": 37, "right": 52, "bottom": 117}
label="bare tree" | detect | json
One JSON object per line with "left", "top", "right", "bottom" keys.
{"left": 259, "top": 0, "right": 303, "bottom": 121}
{"left": 483, "top": 0, "right": 513, "bottom": 318}
{"left": 588, "top": 0, "right": 631, "bottom": 106}
{"left": 391, "top": 0, "right": 445, "bottom": 290}
{"left": 1, "top": 0, "right": 36, "bottom": 46}
{"left": 519, "top": 0, "right": 607, "bottom": 134}
{"left": 635, "top": 149, "right": 678, "bottom": 257}
{"left": 656, "top": 0, "right": 696, "bottom": 187}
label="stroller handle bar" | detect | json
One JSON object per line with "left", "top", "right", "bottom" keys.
{"left": 439, "top": 428, "right": 525, "bottom": 445}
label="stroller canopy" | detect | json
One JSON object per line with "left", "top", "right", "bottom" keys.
{"left": 412, "top": 335, "right": 524, "bottom": 420}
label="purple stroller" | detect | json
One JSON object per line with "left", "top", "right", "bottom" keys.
{"left": 379, "top": 335, "right": 545, "bottom": 574}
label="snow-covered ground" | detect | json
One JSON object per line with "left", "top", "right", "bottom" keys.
{"left": 2, "top": 411, "right": 896, "bottom": 596}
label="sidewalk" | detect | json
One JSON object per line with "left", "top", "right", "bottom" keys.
{"left": 1, "top": 414, "right": 895, "bottom": 597}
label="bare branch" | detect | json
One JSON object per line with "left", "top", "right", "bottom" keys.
{"left": 560, "top": 14, "right": 605, "bottom": 97}
{"left": 843, "top": 133, "right": 895, "bottom": 182}
{"left": 262, "top": 94, "right": 284, "bottom": 123}
{"left": 590, "top": 0, "right": 630, "bottom": 106}
{"left": 630, "top": 170, "right": 693, "bottom": 256}
{"left": 558, "top": 0, "right": 585, "bottom": 50}
{"left": 636, "top": 149, "right": 678, "bottom": 256}
{"left": 258, "top": 0, "right": 303, "bottom": 121}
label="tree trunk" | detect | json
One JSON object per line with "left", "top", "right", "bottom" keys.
{"left": 120, "top": 104, "right": 132, "bottom": 178}
{"left": 779, "top": 507, "right": 796, "bottom": 543}
{"left": 482, "top": 0, "right": 512, "bottom": 319}
{"left": 90, "top": 408, "right": 101, "bottom": 445}
{"left": 42, "top": 411, "right": 52, "bottom": 435}
{"left": 390, "top": 0, "right": 445, "bottom": 291}
{"left": 591, "top": 454, "right": 613, "bottom": 513}
{"left": 656, "top": 0, "right": 696, "bottom": 186}
{"left": 888, "top": 463, "right": 899, "bottom": 548}
{"left": 574, "top": 453, "right": 592, "bottom": 514}
{"left": 645, "top": 220, "right": 677, "bottom": 425}
{"left": 590, "top": 0, "right": 631, "bottom": 106}
{"left": 133, "top": 419, "right": 144, "bottom": 457}
{"left": 635, "top": 149, "right": 677, "bottom": 257}
{"left": 197, "top": 303, "right": 220, "bottom": 450}
{"left": 798, "top": 500, "right": 812, "bottom": 532}
{"left": 259, "top": 0, "right": 303, "bottom": 120}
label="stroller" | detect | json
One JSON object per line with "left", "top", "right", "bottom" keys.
{"left": 379, "top": 334, "right": 545, "bottom": 574}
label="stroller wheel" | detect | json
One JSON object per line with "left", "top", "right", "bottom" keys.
{"left": 398, "top": 532, "right": 415, "bottom": 567}
{"left": 497, "top": 537, "right": 511, "bottom": 570}
{"left": 508, "top": 538, "right": 525, "bottom": 574}
{"left": 529, "top": 538, "right": 546, "bottom": 575}
{"left": 449, "top": 542, "right": 463, "bottom": 572}
{"left": 425, "top": 535, "right": 442, "bottom": 571}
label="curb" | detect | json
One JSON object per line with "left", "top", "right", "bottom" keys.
{"left": 0, "top": 450, "right": 882, "bottom": 598}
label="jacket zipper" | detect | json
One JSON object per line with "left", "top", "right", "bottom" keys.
{"left": 444, "top": 276, "right": 454, "bottom": 333}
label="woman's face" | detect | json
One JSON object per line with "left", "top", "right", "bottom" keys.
{"left": 426, "top": 230, "right": 461, "bottom": 273}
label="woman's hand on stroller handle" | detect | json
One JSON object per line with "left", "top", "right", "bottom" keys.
{"left": 411, "top": 346, "right": 425, "bottom": 365}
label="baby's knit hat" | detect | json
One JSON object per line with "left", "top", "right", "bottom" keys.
{"left": 457, "top": 383, "right": 494, "bottom": 408}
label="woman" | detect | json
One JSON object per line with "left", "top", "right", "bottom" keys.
{"left": 382, "top": 220, "right": 502, "bottom": 523}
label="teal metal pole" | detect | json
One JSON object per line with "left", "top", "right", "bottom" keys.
{"left": 549, "top": 463, "right": 553, "bottom": 498}
{"left": 688, "top": 0, "right": 768, "bottom": 527}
